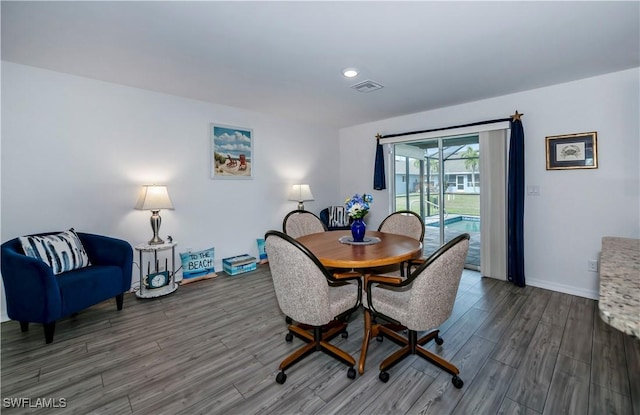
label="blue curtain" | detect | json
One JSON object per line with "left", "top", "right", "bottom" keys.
{"left": 373, "top": 137, "right": 386, "bottom": 190}
{"left": 507, "top": 118, "right": 525, "bottom": 286}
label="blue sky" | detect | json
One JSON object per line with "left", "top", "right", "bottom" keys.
{"left": 213, "top": 125, "right": 252, "bottom": 159}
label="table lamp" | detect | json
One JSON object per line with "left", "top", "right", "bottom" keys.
{"left": 288, "top": 184, "right": 314, "bottom": 210}
{"left": 135, "top": 185, "right": 174, "bottom": 245}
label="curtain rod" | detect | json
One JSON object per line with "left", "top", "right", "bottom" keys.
{"left": 376, "top": 111, "right": 523, "bottom": 140}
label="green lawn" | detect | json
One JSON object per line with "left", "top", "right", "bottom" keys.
{"left": 395, "top": 193, "right": 479, "bottom": 216}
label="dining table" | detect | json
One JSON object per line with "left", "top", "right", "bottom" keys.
{"left": 296, "top": 229, "right": 423, "bottom": 374}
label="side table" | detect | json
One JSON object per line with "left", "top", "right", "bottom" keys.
{"left": 134, "top": 242, "right": 179, "bottom": 299}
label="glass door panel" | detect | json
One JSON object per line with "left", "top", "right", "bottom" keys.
{"left": 393, "top": 135, "right": 480, "bottom": 269}
{"left": 394, "top": 144, "right": 425, "bottom": 216}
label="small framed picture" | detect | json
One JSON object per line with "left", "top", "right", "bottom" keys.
{"left": 546, "top": 132, "right": 598, "bottom": 170}
{"left": 211, "top": 123, "right": 253, "bottom": 179}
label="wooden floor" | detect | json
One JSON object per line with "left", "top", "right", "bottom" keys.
{"left": 2, "top": 265, "right": 639, "bottom": 415}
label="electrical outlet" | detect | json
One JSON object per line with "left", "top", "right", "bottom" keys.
{"left": 527, "top": 185, "right": 540, "bottom": 196}
{"left": 588, "top": 260, "right": 599, "bottom": 272}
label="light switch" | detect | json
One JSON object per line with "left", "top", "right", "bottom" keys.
{"left": 527, "top": 185, "right": 540, "bottom": 196}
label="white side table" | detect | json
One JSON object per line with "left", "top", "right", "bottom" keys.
{"left": 134, "top": 242, "right": 179, "bottom": 299}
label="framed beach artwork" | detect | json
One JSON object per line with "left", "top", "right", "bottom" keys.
{"left": 211, "top": 123, "right": 253, "bottom": 179}
{"left": 546, "top": 131, "right": 598, "bottom": 170}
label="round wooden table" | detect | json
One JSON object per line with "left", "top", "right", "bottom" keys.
{"left": 296, "top": 230, "right": 423, "bottom": 374}
{"left": 296, "top": 230, "right": 422, "bottom": 269}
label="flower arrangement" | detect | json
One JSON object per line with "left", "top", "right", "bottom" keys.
{"left": 345, "top": 193, "right": 373, "bottom": 219}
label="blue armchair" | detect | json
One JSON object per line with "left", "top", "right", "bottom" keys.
{"left": 1, "top": 232, "right": 133, "bottom": 343}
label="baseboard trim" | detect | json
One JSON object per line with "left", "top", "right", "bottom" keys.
{"left": 526, "top": 277, "right": 599, "bottom": 300}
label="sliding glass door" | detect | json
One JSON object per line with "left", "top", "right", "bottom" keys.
{"left": 393, "top": 135, "right": 480, "bottom": 269}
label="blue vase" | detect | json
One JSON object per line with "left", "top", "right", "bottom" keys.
{"left": 351, "top": 218, "right": 366, "bottom": 242}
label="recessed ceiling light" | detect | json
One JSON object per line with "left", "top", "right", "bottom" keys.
{"left": 342, "top": 68, "right": 359, "bottom": 78}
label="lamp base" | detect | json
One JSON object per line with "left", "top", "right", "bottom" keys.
{"left": 148, "top": 236, "right": 165, "bottom": 245}
{"left": 298, "top": 202, "right": 305, "bottom": 210}
{"left": 148, "top": 210, "right": 164, "bottom": 245}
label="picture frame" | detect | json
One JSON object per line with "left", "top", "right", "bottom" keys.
{"left": 211, "top": 123, "right": 253, "bottom": 179}
{"left": 546, "top": 131, "right": 598, "bottom": 170}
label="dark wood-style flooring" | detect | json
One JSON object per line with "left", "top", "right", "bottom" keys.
{"left": 2, "top": 265, "right": 639, "bottom": 414}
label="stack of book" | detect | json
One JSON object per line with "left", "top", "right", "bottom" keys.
{"left": 222, "top": 254, "right": 257, "bottom": 276}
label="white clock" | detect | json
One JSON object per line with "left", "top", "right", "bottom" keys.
{"left": 145, "top": 271, "right": 169, "bottom": 289}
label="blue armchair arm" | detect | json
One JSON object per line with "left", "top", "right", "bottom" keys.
{"left": 0, "top": 240, "right": 62, "bottom": 323}
{"left": 319, "top": 208, "right": 331, "bottom": 229}
{"left": 78, "top": 233, "right": 133, "bottom": 292}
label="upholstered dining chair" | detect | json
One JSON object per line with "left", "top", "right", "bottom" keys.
{"left": 375, "top": 210, "right": 425, "bottom": 276}
{"left": 281, "top": 209, "right": 328, "bottom": 325}
{"left": 365, "top": 233, "right": 470, "bottom": 387}
{"left": 265, "top": 230, "right": 362, "bottom": 384}
{"left": 282, "top": 209, "right": 326, "bottom": 239}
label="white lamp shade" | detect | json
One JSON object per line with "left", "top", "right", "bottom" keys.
{"left": 288, "top": 184, "right": 314, "bottom": 202}
{"left": 135, "top": 185, "right": 174, "bottom": 210}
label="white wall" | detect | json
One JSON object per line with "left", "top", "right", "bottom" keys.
{"left": 3, "top": 63, "right": 638, "bottom": 324}
{"left": 339, "top": 68, "right": 640, "bottom": 299}
{"left": 1, "top": 62, "right": 342, "bottom": 321}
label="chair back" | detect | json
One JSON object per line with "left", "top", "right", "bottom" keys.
{"left": 265, "top": 230, "right": 334, "bottom": 326}
{"left": 399, "top": 234, "right": 469, "bottom": 331}
{"left": 378, "top": 210, "right": 425, "bottom": 242}
{"left": 283, "top": 210, "right": 326, "bottom": 239}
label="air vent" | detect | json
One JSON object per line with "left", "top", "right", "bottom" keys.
{"left": 351, "top": 80, "right": 384, "bottom": 93}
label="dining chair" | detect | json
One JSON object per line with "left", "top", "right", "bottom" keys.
{"left": 282, "top": 209, "right": 326, "bottom": 239}
{"left": 265, "top": 230, "right": 362, "bottom": 384}
{"left": 365, "top": 233, "right": 470, "bottom": 387}
{"left": 375, "top": 210, "right": 425, "bottom": 276}
{"left": 281, "top": 209, "right": 328, "bottom": 325}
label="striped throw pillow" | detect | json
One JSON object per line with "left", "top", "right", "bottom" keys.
{"left": 19, "top": 229, "right": 91, "bottom": 275}
{"left": 329, "top": 206, "right": 350, "bottom": 227}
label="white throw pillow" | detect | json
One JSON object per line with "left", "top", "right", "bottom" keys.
{"left": 19, "top": 229, "right": 91, "bottom": 275}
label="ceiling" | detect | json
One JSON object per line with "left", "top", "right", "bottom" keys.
{"left": 2, "top": 1, "right": 639, "bottom": 128}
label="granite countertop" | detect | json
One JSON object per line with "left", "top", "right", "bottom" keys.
{"left": 599, "top": 236, "right": 640, "bottom": 338}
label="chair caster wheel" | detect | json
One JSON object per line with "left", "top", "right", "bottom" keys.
{"left": 285, "top": 332, "right": 293, "bottom": 342}
{"left": 452, "top": 376, "right": 463, "bottom": 389}
{"left": 376, "top": 334, "right": 384, "bottom": 342}
{"left": 379, "top": 371, "right": 390, "bottom": 383}
{"left": 347, "top": 367, "right": 356, "bottom": 379}
{"left": 435, "top": 336, "right": 444, "bottom": 345}
{"left": 276, "top": 371, "right": 287, "bottom": 384}
{"left": 341, "top": 330, "right": 349, "bottom": 338}
{"left": 285, "top": 316, "right": 292, "bottom": 324}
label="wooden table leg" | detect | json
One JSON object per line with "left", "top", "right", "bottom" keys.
{"left": 359, "top": 308, "right": 372, "bottom": 374}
